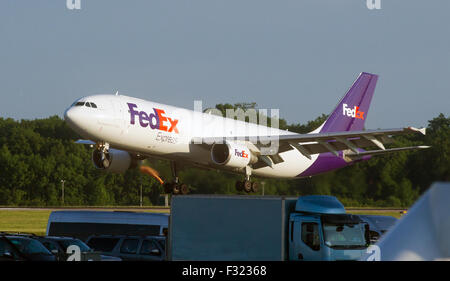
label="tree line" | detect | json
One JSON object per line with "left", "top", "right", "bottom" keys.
{"left": 0, "top": 106, "right": 448, "bottom": 207}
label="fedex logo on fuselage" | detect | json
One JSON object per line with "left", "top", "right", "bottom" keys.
{"left": 127, "top": 103, "right": 179, "bottom": 133}
{"left": 235, "top": 149, "right": 248, "bottom": 158}
{"left": 343, "top": 103, "right": 364, "bottom": 120}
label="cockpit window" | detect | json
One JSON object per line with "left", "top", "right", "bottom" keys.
{"left": 72, "top": 101, "right": 98, "bottom": 108}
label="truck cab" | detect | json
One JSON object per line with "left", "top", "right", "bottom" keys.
{"left": 289, "top": 196, "right": 369, "bottom": 261}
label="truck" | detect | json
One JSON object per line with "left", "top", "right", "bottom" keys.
{"left": 167, "top": 195, "right": 370, "bottom": 261}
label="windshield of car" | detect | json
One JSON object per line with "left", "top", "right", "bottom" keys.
{"left": 322, "top": 223, "right": 367, "bottom": 249}
{"left": 8, "top": 238, "right": 52, "bottom": 255}
{"left": 58, "top": 239, "right": 91, "bottom": 252}
{"left": 0, "top": 239, "right": 16, "bottom": 255}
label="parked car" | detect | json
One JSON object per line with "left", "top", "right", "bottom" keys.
{"left": 85, "top": 235, "right": 166, "bottom": 261}
{"left": 0, "top": 236, "right": 28, "bottom": 261}
{"left": 0, "top": 234, "right": 56, "bottom": 261}
{"left": 34, "top": 236, "right": 121, "bottom": 261}
{"left": 357, "top": 215, "right": 398, "bottom": 244}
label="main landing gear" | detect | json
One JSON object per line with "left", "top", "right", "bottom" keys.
{"left": 235, "top": 180, "right": 258, "bottom": 193}
{"left": 164, "top": 182, "right": 189, "bottom": 195}
{"left": 163, "top": 162, "right": 190, "bottom": 195}
{"left": 235, "top": 166, "right": 258, "bottom": 193}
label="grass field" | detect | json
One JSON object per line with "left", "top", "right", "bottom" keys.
{"left": 0, "top": 207, "right": 405, "bottom": 236}
{"left": 0, "top": 210, "right": 52, "bottom": 236}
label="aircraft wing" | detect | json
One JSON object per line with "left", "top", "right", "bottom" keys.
{"left": 192, "top": 127, "right": 429, "bottom": 167}
{"left": 75, "top": 139, "right": 96, "bottom": 145}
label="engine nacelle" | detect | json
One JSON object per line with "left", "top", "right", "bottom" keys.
{"left": 211, "top": 143, "right": 257, "bottom": 169}
{"left": 92, "top": 149, "right": 133, "bottom": 173}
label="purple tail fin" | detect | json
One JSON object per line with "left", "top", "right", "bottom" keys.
{"left": 318, "top": 72, "right": 378, "bottom": 133}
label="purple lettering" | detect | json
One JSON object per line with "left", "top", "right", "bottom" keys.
{"left": 149, "top": 108, "right": 160, "bottom": 130}
{"left": 139, "top": 111, "right": 149, "bottom": 127}
{"left": 127, "top": 103, "right": 139, "bottom": 125}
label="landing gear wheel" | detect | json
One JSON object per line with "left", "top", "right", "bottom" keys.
{"left": 251, "top": 181, "right": 258, "bottom": 193}
{"left": 180, "top": 183, "right": 189, "bottom": 195}
{"left": 172, "top": 184, "right": 180, "bottom": 195}
{"left": 235, "top": 180, "right": 259, "bottom": 193}
{"left": 102, "top": 158, "right": 110, "bottom": 168}
{"left": 243, "top": 180, "right": 252, "bottom": 193}
{"left": 163, "top": 182, "right": 189, "bottom": 195}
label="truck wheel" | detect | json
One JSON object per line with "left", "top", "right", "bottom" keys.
{"left": 251, "top": 182, "right": 258, "bottom": 193}
{"left": 180, "top": 184, "right": 189, "bottom": 195}
{"left": 243, "top": 180, "right": 252, "bottom": 193}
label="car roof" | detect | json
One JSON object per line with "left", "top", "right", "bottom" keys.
{"left": 0, "top": 232, "right": 37, "bottom": 237}
{"left": 2, "top": 235, "right": 36, "bottom": 239}
{"left": 87, "top": 234, "right": 165, "bottom": 240}
{"left": 358, "top": 215, "right": 397, "bottom": 223}
{"left": 39, "top": 236, "right": 79, "bottom": 240}
{"left": 358, "top": 215, "right": 398, "bottom": 230}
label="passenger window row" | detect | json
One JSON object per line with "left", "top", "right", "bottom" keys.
{"left": 74, "top": 101, "right": 97, "bottom": 108}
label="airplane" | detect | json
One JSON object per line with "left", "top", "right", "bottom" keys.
{"left": 64, "top": 72, "right": 429, "bottom": 194}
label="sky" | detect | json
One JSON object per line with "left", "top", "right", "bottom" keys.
{"left": 0, "top": 0, "right": 449, "bottom": 129}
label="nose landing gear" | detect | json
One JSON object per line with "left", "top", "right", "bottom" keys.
{"left": 92, "top": 142, "right": 111, "bottom": 169}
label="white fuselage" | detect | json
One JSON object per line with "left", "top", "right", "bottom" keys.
{"left": 64, "top": 94, "right": 319, "bottom": 179}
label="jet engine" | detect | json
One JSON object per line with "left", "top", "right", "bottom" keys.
{"left": 92, "top": 149, "right": 134, "bottom": 173}
{"left": 211, "top": 142, "right": 257, "bottom": 169}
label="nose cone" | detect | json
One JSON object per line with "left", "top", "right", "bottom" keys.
{"left": 64, "top": 107, "right": 75, "bottom": 126}
{"left": 64, "top": 106, "right": 85, "bottom": 135}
